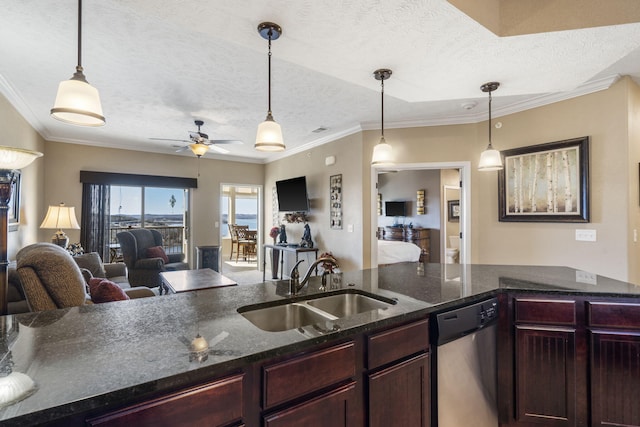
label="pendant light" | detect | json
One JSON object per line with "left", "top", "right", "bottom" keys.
{"left": 371, "top": 69, "right": 394, "bottom": 167}
{"left": 255, "top": 22, "right": 285, "bottom": 152}
{"left": 51, "top": 0, "right": 105, "bottom": 127}
{"left": 478, "top": 82, "right": 503, "bottom": 171}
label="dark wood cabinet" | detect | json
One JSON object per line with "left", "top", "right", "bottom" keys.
{"left": 86, "top": 373, "right": 244, "bottom": 427}
{"left": 514, "top": 326, "right": 577, "bottom": 426}
{"left": 263, "top": 382, "right": 356, "bottom": 427}
{"left": 381, "top": 226, "right": 431, "bottom": 262}
{"left": 588, "top": 302, "right": 640, "bottom": 427}
{"left": 368, "top": 353, "right": 430, "bottom": 427}
{"left": 502, "top": 296, "right": 640, "bottom": 427}
{"left": 367, "top": 318, "right": 430, "bottom": 427}
{"left": 513, "top": 299, "right": 578, "bottom": 426}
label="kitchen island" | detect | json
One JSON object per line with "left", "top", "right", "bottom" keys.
{"left": 1, "top": 263, "right": 639, "bottom": 426}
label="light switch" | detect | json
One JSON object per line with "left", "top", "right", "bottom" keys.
{"left": 215, "top": 221, "right": 219, "bottom": 228}
{"left": 575, "top": 229, "right": 596, "bottom": 242}
{"left": 347, "top": 224, "right": 353, "bottom": 232}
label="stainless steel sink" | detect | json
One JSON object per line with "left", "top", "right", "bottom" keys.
{"left": 238, "top": 290, "right": 396, "bottom": 332}
{"left": 238, "top": 302, "right": 335, "bottom": 332}
{"left": 305, "top": 293, "right": 393, "bottom": 317}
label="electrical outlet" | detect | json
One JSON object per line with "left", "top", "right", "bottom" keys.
{"left": 576, "top": 270, "right": 597, "bottom": 285}
{"left": 575, "top": 229, "right": 596, "bottom": 241}
{"left": 347, "top": 224, "right": 354, "bottom": 232}
{"left": 634, "top": 229, "right": 638, "bottom": 243}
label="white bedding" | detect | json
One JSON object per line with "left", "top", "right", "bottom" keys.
{"left": 377, "top": 239, "right": 421, "bottom": 265}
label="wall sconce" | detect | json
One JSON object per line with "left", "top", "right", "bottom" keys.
{"left": 416, "top": 190, "right": 425, "bottom": 215}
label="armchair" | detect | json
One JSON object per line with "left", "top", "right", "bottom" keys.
{"left": 116, "top": 228, "right": 189, "bottom": 289}
{"left": 16, "top": 243, "right": 154, "bottom": 312}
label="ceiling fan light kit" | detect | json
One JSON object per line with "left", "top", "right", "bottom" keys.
{"left": 255, "top": 22, "right": 286, "bottom": 152}
{"left": 478, "top": 81, "right": 504, "bottom": 171}
{"left": 371, "top": 68, "right": 394, "bottom": 167}
{"left": 50, "top": 0, "right": 105, "bottom": 127}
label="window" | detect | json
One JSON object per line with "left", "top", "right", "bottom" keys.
{"left": 80, "top": 171, "right": 197, "bottom": 261}
{"left": 110, "top": 186, "right": 188, "bottom": 256}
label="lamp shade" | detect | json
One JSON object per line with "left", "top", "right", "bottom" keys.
{"left": 40, "top": 204, "right": 80, "bottom": 230}
{"left": 51, "top": 77, "right": 105, "bottom": 127}
{"left": 0, "top": 146, "right": 43, "bottom": 170}
{"left": 189, "top": 143, "right": 209, "bottom": 157}
{"left": 255, "top": 116, "right": 285, "bottom": 152}
{"left": 371, "top": 138, "right": 394, "bottom": 167}
{"left": 478, "top": 147, "right": 503, "bottom": 171}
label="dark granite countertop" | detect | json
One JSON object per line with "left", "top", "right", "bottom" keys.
{"left": 1, "top": 263, "right": 638, "bottom": 425}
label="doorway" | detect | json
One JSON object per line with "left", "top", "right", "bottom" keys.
{"left": 219, "top": 184, "right": 262, "bottom": 279}
{"left": 370, "top": 162, "right": 470, "bottom": 267}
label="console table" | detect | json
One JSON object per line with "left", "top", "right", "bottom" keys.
{"left": 262, "top": 244, "right": 319, "bottom": 281}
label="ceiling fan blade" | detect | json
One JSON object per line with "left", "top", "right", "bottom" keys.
{"left": 208, "top": 145, "right": 230, "bottom": 154}
{"left": 209, "top": 140, "right": 243, "bottom": 145}
{"left": 150, "top": 137, "right": 191, "bottom": 143}
{"left": 174, "top": 145, "right": 190, "bottom": 152}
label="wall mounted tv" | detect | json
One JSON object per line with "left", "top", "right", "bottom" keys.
{"left": 276, "top": 176, "right": 310, "bottom": 212}
{"left": 385, "top": 201, "right": 407, "bottom": 217}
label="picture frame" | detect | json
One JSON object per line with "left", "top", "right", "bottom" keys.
{"left": 448, "top": 200, "right": 459, "bottom": 222}
{"left": 330, "top": 174, "right": 342, "bottom": 229}
{"left": 498, "top": 136, "right": 589, "bottom": 223}
{"left": 8, "top": 171, "right": 20, "bottom": 232}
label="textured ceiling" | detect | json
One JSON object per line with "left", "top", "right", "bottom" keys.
{"left": 1, "top": 0, "right": 640, "bottom": 163}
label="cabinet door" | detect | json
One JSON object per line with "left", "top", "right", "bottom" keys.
{"left": 590, "top": 330, "right": 640, "bottom": 427}
{"left": 263, "top": 382, "right": 356, "bottom": 427}
{"left": 515, "top": 325, "right": 576, "bottom": 426}
{"left": 87, "top": 374, "right": 244, "bottom": 427}
{"left": 368, "top": 353, "right": 430, "bottom": 427}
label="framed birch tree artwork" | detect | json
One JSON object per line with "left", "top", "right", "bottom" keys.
{"left": 498, "top": 136, "right": 589, "bottom": 222}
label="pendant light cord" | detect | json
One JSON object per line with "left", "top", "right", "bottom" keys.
{"left": 380, "top": 78, "right": 385, "bottom": 138}
{"left": 487, "top": 90, "right": 493, "bottom": 148}
{"left": 76, "top": 0, "right": 82, "bottom": 70}
{"left": 267, "top": 33, "right": 272, "bottom": 115}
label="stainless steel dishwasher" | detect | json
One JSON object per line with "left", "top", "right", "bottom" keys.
{"left": 431, "top": 297, "right": 499, "bottom": 427}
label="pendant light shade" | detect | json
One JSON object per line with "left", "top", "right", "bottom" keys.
{"left": 255, "top": 22, "right": 285, "bottom": 152}
{"left": 371, "top": 69, "right": 394, "bottom": 167}
{"left": 478, "top": 82, "right": 503, "bottom": 171}
{"left": 51, "top": 0, "right": 105, "bottom": 127}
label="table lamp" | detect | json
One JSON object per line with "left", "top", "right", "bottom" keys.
{"left": 39, "top": 203, "right": 80, "bottom": 248}
{"left": 0, "top": 146, "right": 43, "bottom": 315}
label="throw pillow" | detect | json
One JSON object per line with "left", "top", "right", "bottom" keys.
{"left": 88, "top": 279, "right": 130, "bottom": 304}
{"left": 146, "top": 246, "right": 169, "bottom": 263}
{"left": 73, "top": 252, "right": 107, "bottom": 280}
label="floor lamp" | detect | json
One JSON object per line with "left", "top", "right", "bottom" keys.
{"left": 0, "top": 147, "right": 42, "bottom": 315}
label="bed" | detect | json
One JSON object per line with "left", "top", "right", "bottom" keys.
{"left": 377, "top": 239, "right": 421, "bottom": 265}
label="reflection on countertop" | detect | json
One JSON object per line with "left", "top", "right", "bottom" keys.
{"left": 0, "top": 263, "right": 638, "bottom": 425}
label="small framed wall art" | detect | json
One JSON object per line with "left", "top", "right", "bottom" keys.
{"left": 416, "top": 189, "right": 425, "bottom": 215}
{"left": 330, "top": 174, "right": 342, "bottom": 229}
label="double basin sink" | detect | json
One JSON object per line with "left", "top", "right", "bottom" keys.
{"left": 238, "top": 289, "right": 397, "bottom": 332}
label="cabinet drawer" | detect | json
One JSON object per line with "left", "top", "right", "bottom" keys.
{"left": 87, "top": 374, "right": 244, "bottom": 427}
{"left": 263, "top": 341, "right": 355, "bottom": 409}
{"left": 515, "top": 298, "right": 576, "bottom": 326}
{"left": 367, "top": 319, "right": 429, "bottom": 370}
{"left": 588, "top": 302, "right": 640, "bottom": 329}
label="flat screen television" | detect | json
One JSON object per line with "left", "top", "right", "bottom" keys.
{"left": 276, "top": 176, "right": 310, "bottom": 212}
{"left": 385, "top": 201, "right": 407, "bottom": 217}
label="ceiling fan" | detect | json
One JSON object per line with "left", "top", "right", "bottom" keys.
{"left": 150, "top": 120, "right": 242, "bottom": 157}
